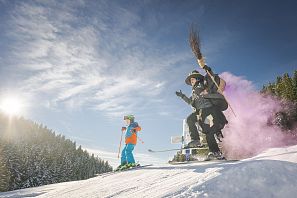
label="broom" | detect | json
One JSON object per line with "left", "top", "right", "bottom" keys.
{"left": 189, "top": 25, "right": 236, "bottom": 117}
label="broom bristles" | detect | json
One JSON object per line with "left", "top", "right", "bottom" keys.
{"left": 189, "top": 25, "right": 203, "bottom": 60}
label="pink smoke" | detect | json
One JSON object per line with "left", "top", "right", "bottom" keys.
{"left": 220, "top": 72, "right": 296, "bottom": 159}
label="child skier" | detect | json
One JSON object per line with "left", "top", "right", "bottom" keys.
{"left": 117, "top": 115, "right": 141, "bottom": 170}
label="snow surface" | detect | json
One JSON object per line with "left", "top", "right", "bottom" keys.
{"left": 1, "top": 145, "right": 297, "bottom": 198}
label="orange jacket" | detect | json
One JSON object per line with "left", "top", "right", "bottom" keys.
{"left": 125, "top": 126, "right": 141, "bottom": 145}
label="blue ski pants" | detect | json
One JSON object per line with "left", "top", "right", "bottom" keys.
{"left": 121, "top": 144, "right": 135, "bottom": 164}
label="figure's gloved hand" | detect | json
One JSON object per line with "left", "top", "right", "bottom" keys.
{"left": 203, "top": 65, "right": 211, "bottom": 71}
{"left": 175, "top": 90, "right": 184, "bottom": 98}
{"left": 198, "top": 58, "right": 206, "bottom": 69}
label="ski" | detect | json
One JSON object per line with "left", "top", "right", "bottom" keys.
{"left": 99, "top": 164, "right": 153, "bottom": 177}
{"left": 168, "top": 159, "right": 239, "bottom": 165}
{"left": 148, "top": 148, "right": 181, "bottom": 153}
{"left": 148, "top": 146, "right": 208, "bottom": 153}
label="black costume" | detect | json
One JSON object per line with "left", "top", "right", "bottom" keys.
{"left": 176, "top": 67, "right": 228, "bottom": 154}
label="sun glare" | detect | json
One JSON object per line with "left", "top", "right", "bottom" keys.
{"left": 0, "top": 97, "right": 23, "bottom": 116}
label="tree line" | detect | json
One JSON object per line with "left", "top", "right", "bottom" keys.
{"left": 261, "top": 70, "right": 297, "bottom": 102}
{"left": 0, "top": 114, "right": 112, "bottom": 192}
{"left": 261, "top": 70, "right": 297, "bottom": 131}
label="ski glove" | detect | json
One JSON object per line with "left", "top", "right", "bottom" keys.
{"left": 131, "top": 126, "right": 141, "bottom": 133}
{"left": 175, "top": 90, "right": 185, "bottom": 98}
{"left": 203, "top": 65, "right": 212, "bottom": 72}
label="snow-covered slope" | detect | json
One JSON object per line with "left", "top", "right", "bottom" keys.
{"left": 1, "top": 145, "right": 297, "bottom": 198}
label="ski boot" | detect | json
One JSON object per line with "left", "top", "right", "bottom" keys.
{"left": 184, "top": 140, "right": 203, "bottom": 149}
{"left": 117, "top": 164, "right": 130, "bottom": 171}
{"left": 115, "top": 164, "right": 124, "bottom": 171}
{"left": 117, "top": 163, "right": 140, "bottom": 171}
{"left": 205, "top": 151, "right": 226, "bottom": 161}
{"left": 126, "top": 163, "right": 138, "bottom": 168}
{"left": 115, "top": 164, "right": 126, "bottom": 171}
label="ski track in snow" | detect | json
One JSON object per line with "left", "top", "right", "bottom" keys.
{"left": 1, "top": 145, "right": 297, "bottom": 198}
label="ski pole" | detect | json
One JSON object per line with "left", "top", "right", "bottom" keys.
{"left": 117, "top": 128, "right": 125, "bottom": 159}
{"left": 199, "top": 59, "right": 237, "bottom": 117}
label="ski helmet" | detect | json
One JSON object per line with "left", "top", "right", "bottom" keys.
{"left": 185, "top": 70, "right": 204, "bottom": 85}
{"left": 124, "top": 114, "right": 135, "bottom": 122}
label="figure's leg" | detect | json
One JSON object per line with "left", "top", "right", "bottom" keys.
{"left": 205, "top": 132, "right": 220, "bottom": 153}
{"left": 216, "top": 109, "right": 228, "bottom": 130}
{"left": 186, "top": 112, "right": 200, "bottom": 141}
{"left": 211, "top": 108, "right": 227, "bottom": 142}
{"left": 121, "top": 145, "right": 128, "bottom": 165}
{"left": 205, "top": 132, "right": 225, "bottom": 160}
{"left": 215, "top": 130, "right": 224, "bottom": 142}
{"left": 125, "top": 144, "right": 135, "bottom": 164}
{"left": 201, "top": 107, "right": 225, "bottom": 160}
{"left": 186, "top": 113, "right": 203, "bottom": 148}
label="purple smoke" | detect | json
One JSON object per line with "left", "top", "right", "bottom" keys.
{"left": 220, "top": 72, "right": 295, "bottom": 159}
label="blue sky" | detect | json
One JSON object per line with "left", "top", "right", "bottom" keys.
{"left": 0, "top": 0, "right": 296, "bottom": 167}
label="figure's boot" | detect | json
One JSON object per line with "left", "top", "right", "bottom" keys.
{"left": 206, "top": 151, "right": 226, "bottom": 161}
{"left": 184, "top": 140, "right": 203, "bottom": 149}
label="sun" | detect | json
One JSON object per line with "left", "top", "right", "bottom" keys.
{"left": 0, "top": 97, "right": 23, "bottom": 116}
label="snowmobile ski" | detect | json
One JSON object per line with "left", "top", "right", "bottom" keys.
{"left": 168, "top": 159, "right": 239, "bottom": 165}
{"left": 148, "top": 146, "right": 208, "bottom": 153}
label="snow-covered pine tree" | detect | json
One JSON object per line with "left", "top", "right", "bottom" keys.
{"left": 292, "top": 70, "right": 297, "bottom": 102}
{"left": 0, "top": 113, "right": 113, "bottom": 192}
{"left": 0, "top": 144, "right": 10, "bottom": 192}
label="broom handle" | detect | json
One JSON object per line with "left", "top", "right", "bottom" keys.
{"left": 198, "top": 59, "right": 237, "bottom": 117}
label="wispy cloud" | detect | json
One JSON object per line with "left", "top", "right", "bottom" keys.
{"left": 4, "top": 0, "right": 189, "bottom": 117}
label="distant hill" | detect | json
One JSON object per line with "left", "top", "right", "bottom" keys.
{"left": 0, "top": 113, "right": 112, "bottom": 192}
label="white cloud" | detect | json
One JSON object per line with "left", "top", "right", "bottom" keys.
{"left": 4, "top": 0, "right": 191, "bottom": 117}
